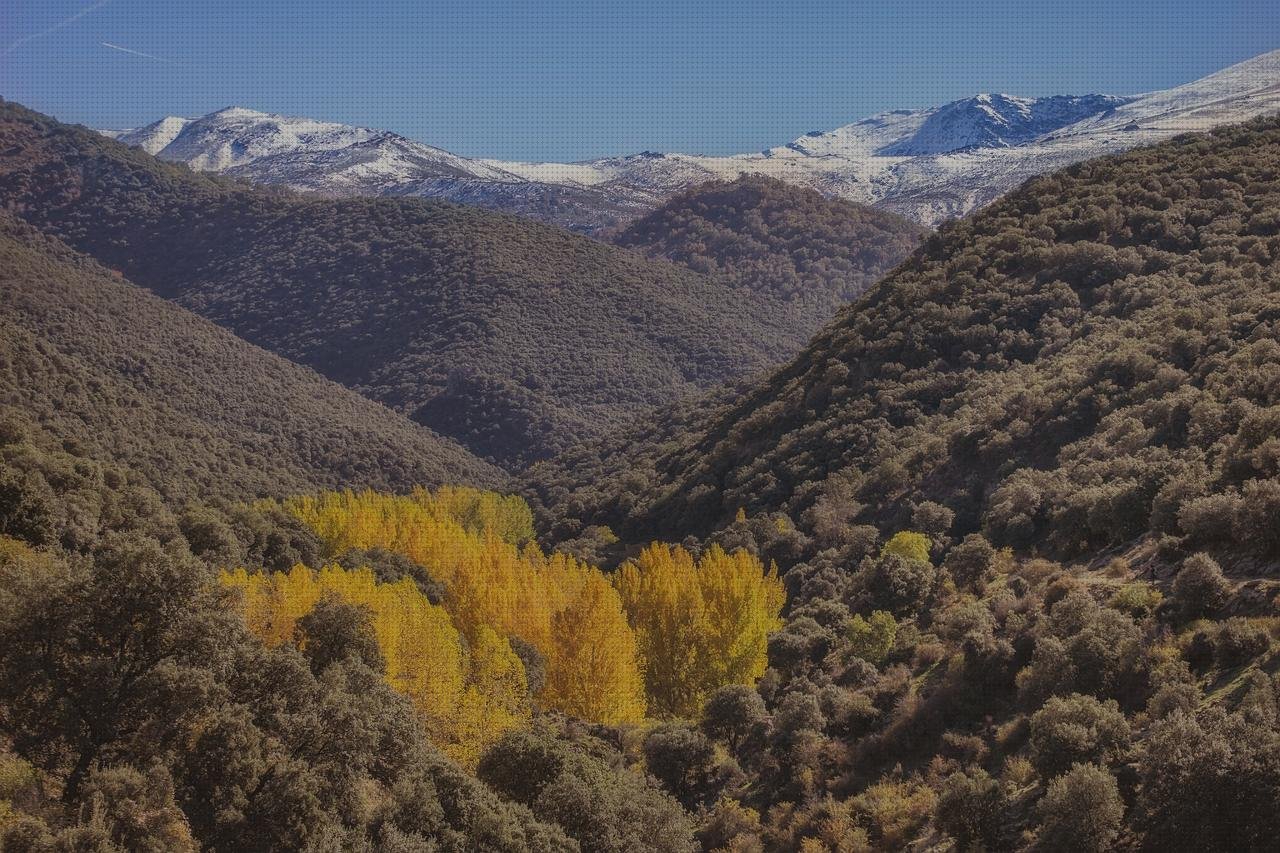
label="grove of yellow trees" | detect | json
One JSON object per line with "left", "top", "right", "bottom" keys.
{"left": 220, "top": 564, "right": 521, "bottom": 765}
{"left": 617, "top": 543, "right": 785, "bottom": 717}
{"left": 222, "top": 488, "right": 784, "bottom": 760}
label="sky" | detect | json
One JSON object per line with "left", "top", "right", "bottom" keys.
{"left": 1, "top": 0, "right": 1277, "bottom": 162}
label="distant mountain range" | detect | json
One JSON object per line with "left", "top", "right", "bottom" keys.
{"left": 103, "top": 49, "right": 1280, "bottom": 231}
{"left": 6, "top": 103, "right": 927, "bottom": 470}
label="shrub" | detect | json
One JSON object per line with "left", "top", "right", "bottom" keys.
{"left": 1028, "top": 694, "right": 1131, "bottom": 779}
{"left": 1234, "top": 478, "right": 1280, "bottom": 555}
{"left": 851, "top": 779, "right": 937, "bottom": 850}
{"left": 1137, "top": 708, "right": 1280, "bottom": 850}
{"left": 1146, "top": 681, "right": 1200, "bottom": 719}
{"left": 701, "top": 685, "right": 768, "bottom": 752}
{"left": 847, "top": 610, "right": 897, "bottom": 665}
{"left": 936, "top": 768, "right": 1006, "bottom": 849}
{"left": 294, "top": 593, "right": 385, "bottom": 675}
{"left": 911, "top": 501, "right": 955, "bottom": 544}
{"left": 1035, "top": 764, "right": 1123, "bottom": 852}
{"left": 1172, "top": 553, "right": 1231, "bottom": 619}
{"left": 1215, "top": 618, "right": 1271, "bottom": 668}
{"left": 1178, "top": 492, "right": 1242, "bottom": 544}
{"left": 944, "top": 534, "right": 996, "bottom": 591}
{"left": 1108, "top": 582, "right": 1163, "bottom": 618}
{"left": 861, "top": 553, "right": 938, "bottom": 617}
{"left": 881, "top": 531, "right": 932, "bottom": 563}
{"left": 643, "top": 723, "right": 719, "bottom": 810}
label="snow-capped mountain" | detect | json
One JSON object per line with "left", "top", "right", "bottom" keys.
{"left": 109, "top": 116, "right": 193, "bottom": 154}
{"left": 877, "top": 94, "right": 1131, "bottom": 155}
{"left": 103, "top": 48, "right": 1280, "bottom": 230}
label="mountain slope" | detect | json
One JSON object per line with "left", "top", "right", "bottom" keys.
{"left": 526, "top": 116, "right": 1280, "bottom": 566}
{"left": 107, "top": 48, "right": 1280, "bottom": 231}
{"left": 0, "top": 215, "right": 501, "bottom": 500}
{"left": 0, "top": 101, "right": 805, "bottom": 468}
{"left": 613, "top": 176, "right": 926, "bottom": 322}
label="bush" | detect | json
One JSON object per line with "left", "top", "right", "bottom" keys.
{"left": 1178, "top": 492, "right": 1243, "bottom": 544}
{"left": 1035, "top": 764, "right": 1123, "bottom": 852}
{"left": 944, "top": 534, "right": 996, "bottom": 591}
{"left": 1146, "top": 681, "right": 1200, "bottom": 719}
{"left": 1028, "top": 694, "right": 1131, "bottom": 779}
{"left": 1172, "top": 553, "right": 1231, "bottom": 619}
{"left": 702, "top": 685, "right": 767, "bottom": 752}
{"left": 881, "top": 531, "right": 933, "bottom": 563}
{"left": 294, "top": 594, "right": 385, "bottom": 675}
{"left": 847, "top": 610, "right": 897, "bottom": 665}
{"left": 935, "top": 767, "right": 1006, "bottom": 849}
{"left": 911, "top": 501, "right": 955, "bottom": 544}
{"left": 643, "top": 723, "right": 718, "bottom": 809}
{"left": 1215, "top": 618, "right": 1271, "bottom": 668}
{"left": 1234, "top": 478, "right": 1280, "bottom": 555}
{"left": 1137, "top": 709, "right": 1280, "bottom": 850}
{"left": 861, "top": 553, "right": 938, "bottom": 617}
{"left": 1108, "top": 582, "right": 1163, "bottom": 619}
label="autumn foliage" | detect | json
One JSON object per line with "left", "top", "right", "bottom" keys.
{"left": 220, "top": 488, "right": 781, "bottom": 761}
{"left": 616, "top": 542, "right": 785, "bottom": 717}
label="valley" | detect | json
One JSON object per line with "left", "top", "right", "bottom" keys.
{"left": 2, "top": 37, "right": 1280, "bottom": 853}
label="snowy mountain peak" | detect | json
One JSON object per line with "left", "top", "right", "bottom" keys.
{"left": 208, "top": 106, "right": 269, "bottom": 119}
{"left": 116, "top": 116, "right": 192, "bottom": 155}
{"left": 148, "top": 107, "right": 381, "bottom": 172}
{"left": 879, "top": 93, "right": 1131, "bottom": 155}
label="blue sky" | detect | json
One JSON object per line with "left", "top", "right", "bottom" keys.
{"left": 2, "top": 0, "right": 1276, "bottom": 161}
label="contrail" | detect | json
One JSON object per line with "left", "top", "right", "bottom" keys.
{"left": 101, "top": 42, "right": 169, "bottom": 62}
{"left": 2, "top": 0, "right": 114, "bottom": 57}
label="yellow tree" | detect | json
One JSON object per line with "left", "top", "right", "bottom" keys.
{"left": 543, "top": 566, "right": 646, "bottom": 725}
{"left": 697, "top": 545, "right": 785, "bottom": 689}
{"left": 616, "top": 543, "right": 707, "bottom": 717}
{"left": 452, "top": 625, "right": 530, "bottom": 766}
{"left": 616, "top": 543, "right": 785, "bottom": 717}
{"left": 220, "top": 564, "right": 529, "bottom": 765}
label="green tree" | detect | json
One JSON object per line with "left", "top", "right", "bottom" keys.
{"left": 847, "top": 610, "right": 897, "bottom": 665}
{"left": 1036, "top": 764, "right": 1123, "bottom": 852}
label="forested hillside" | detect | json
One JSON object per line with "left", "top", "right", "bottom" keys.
{"left": 514, "top": 116, "right": 1280, "bottom": 850}
{"left": 614, "top": 176, "right": 926, "bottom": 325}
{"left": 0, "top": 215, "right": 499, "bottom": 500}
{"left": 529, "top": 116, "right": 1280, "bottom": 567}
{"left": 0, "top": 101, "right": 830, "bottom": 468}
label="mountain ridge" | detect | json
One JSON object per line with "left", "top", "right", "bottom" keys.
{"left": 524, "top": 113, "right": 1280, "bottom": 571}
{"left": 102, "top": 48, "right": 1280, "bottom": 230}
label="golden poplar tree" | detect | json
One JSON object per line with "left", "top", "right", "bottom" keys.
{"left": 543, "top": 566, "right": 646, "bottom": 724}
{"left": 697, "top": 545, "right": 786, "bottom": 689}
{"left": 616, "top": 543, "right": 707, "bottom": 717}
{"left": 616, "top": 543, "right": 784, "bottom": 717}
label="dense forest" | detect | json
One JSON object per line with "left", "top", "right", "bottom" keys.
{"left": 0, "top": 101, "right": 851, "bottom": 469}
{"left": 613, "top": 177, "right": 926, "bottom": 326}
{"left": 4, "top": 102, "right": 1280, "bottom": 851}
{"left": 0, "top": 215, "right": 499, "bottom": 500}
